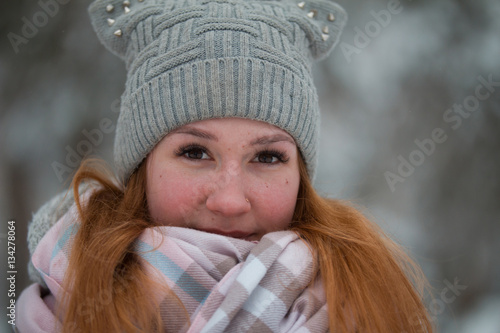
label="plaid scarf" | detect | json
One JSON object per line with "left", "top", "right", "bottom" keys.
{"left": 18, "top": 202, "right": 328, "bottom": 332}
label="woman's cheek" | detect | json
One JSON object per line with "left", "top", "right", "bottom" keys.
{"left": 159, "top": 180, "right": 199, "bottom": 225}
{"left": 256, "top": 179, "right": 297, "bottom": 219}
{"left": 147, "top": 169, "right": 189, "bottom": 224}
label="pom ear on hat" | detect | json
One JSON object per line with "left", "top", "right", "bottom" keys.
{"left": 287, "top": 0, "right": 348, "bottom": 60}
{"left": 88, "top": 0, "right": 164, "bottom": 60}
{"left": 89, "top": 0, "right": 347, "bottom": 62}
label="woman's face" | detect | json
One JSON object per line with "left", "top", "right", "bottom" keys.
{"left": 146, "top": 118, "right": 300, "bottom": 241}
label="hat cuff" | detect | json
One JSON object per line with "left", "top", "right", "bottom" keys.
{"left": 114, "top": 57, "right": 319, "bottom": 181}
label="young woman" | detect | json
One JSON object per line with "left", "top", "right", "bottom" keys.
{"left": 18, "top": 0, "right": 433, "bottom": 332}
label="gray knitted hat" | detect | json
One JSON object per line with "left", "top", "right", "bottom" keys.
{"left": 89, "top": 0, "right": 346, "bottom": 180}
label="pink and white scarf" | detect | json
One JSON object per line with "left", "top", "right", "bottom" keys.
{"left": 17, "top": 201, "right": 328, "bottom": 332}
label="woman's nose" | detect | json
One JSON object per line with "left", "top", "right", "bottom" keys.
{"left": 205, "top": 163, "right": 251, "bottom": 217}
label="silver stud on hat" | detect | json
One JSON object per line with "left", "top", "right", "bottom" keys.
{"left": 307, "top": 9, "right": 317, "bottom": 18}
{"left": 107, "top": 18, "right": 116, "bottom": 26}
{"left": 321, "top": 25, "right": 329, "bottom": 41}
{"left": 297, "top": 2, "right": 305, "bottom": 9}
{"left": 114, "top": 29, "right": 123, "bottom": 37}
{"left": 327, "top": 13, "right": 335, "bottom": 22}
{"left": 106, "top": 4, "right": 114, "bottom": 13}
{"left": 123, "top": 0, "right": 131, "bottom": 13}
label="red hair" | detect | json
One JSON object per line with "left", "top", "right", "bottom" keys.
{"left": 60, "top": 156, "right": 433, "bottom": 332}
{"left": 291, "top": 156, "right": 433, "bottom": 332}
{"left": 61, "top": 160, "right": 175, "bottom": 332}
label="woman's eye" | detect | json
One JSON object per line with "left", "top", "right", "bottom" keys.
{"left": 185, "top": 148, "right": 208, "bottom": 160}
{"left": 175, "top": 145, "right": 210, "bottom": 160}
{"left": 258, "top": 153, "right": 278, "bottom": 163}
{"left": 254, "top": 150, "right": 288, "bottom": 164}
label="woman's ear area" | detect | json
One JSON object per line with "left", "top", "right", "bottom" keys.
{"left": 144, "top": 149, "right": 156, "bottom": 185}
{"left": 145, "top": 133, "right": 168, "bottom": 169}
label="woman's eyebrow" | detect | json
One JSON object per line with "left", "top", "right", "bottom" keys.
{"left": 169, "top": 128, "right": 294, "bottom": 145}
{"left": 169, "top": 127, "right": 218, "bottom": 141}
{"left": 250, "top": 134, "right": 295, "bottom": 146}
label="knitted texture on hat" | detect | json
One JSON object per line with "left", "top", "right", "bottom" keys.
{"left": 89, "top": 0, "right": 347, "bottom": 180}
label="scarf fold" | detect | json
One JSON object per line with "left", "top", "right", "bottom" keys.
{"left": 18, "top": 201, "right": 328, "bottom": 332}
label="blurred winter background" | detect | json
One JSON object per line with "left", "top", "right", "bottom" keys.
{"left": 1, "top": 0, "right": 499, "bottom": 331}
